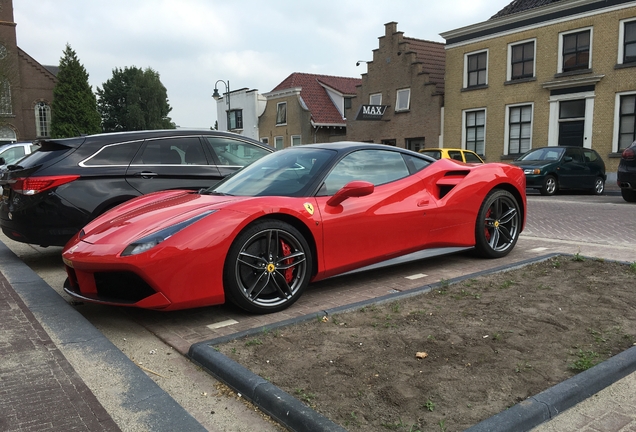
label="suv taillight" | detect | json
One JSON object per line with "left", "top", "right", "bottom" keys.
{"left": 10, "top": 175, "right": 80, "bottom": 195}
{"left": 622, "top": 147, "right": 635, "bottom": 160}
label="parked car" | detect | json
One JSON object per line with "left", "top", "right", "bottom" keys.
{"left": 0, "top": 130, "right": 273, "bottom": 247}
{"left": 511, "top": 146, "right": 606, "bottom": 196}
{"left": 0, "top": 142, "right": 39, "bottom": 171}
{"left": 61, "top": 142, "right": 526, "bottom": 313}
{"left": 419, "top": 148, "right": 484, "bottom": 163}
{"left": 617, "top": 140, "right": 636, "bottom": 203}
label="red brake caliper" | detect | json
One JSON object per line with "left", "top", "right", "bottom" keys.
{"left": 484, "top": 208, "right": 492, "bottom": 241}
{"left": 280, "top": 240, "right": 294, "bottom": 283}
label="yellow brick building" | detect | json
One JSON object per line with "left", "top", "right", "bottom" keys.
{"left": 441, "top": 0, "right": 636, "bottom": 181}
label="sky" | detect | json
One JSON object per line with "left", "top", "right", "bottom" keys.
{"left": 13, "top": 0, "right": 513, "bottom": 129}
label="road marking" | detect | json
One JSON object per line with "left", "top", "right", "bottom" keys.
{"left": 206, "top": 319, "right": 239, "bottom": 330}
{"left": 529, "top": 247, "right": 549, "bottom": 252}
{"left": 405, "top": 273, "right": 428, "bottom": 280}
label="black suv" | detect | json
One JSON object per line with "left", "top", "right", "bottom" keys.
{"left": 618, "top": 140, "right": 636, "bottom": 202}
{"left": 0, "top": 130, "right": 273, "bottom": 246}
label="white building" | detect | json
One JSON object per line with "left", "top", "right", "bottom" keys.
{"left": 214, "top": 87, "right": 267, "bottom": 141}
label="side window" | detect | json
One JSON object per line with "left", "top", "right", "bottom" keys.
{"left": 448, "top": 151, "right": 463, "bottom": 161}
{"left": 205, "top": 137, "right": 270, "bottom": 167}
{"left": 402, "top": 154, "right": 431, "bottom": 173}
{"left": 134, "top": 137, "right": 204, "bottom": 165}
{"left": 583, "top": 149, "right": 598, "bottom": 163}
{"left": 464, "top": 152, "right": 483, "bottom": 163}
{"left": 84, "top": 141, "right": 143, "bottom": 166}
{"left": 0, "top": 146, "right": 25, "bottom": 165}
{"left": 565, "top": 148, "right": 584, "bottom": 163}
{"left": 321, "top": 150, "right": 410, "bottom": 195}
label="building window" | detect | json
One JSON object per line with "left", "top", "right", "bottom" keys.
{"left": 0, "top": 126, "right": 17, "bottom": 144}
{"left": 396, "top": 89, "right": 411, "bottom": 111}
{"left": 618, "top": 94, "right": 636, "bottom": 150}
{"left": 35, "top": 102, "right": 51, "bottom": 137}
{"left": 227, "top": 109, "right": 243, "bottom": 130}
{"left": 465, "top": 51, "right": 488, "bottom": 88}
{"left": 406, "top": 137, "right": 424, "bottom": 152}
{"left": 509, "top": 40, "right": 535, "bottom": 80}
{"left": 274, "top": 136, "right": 284, "bottom": 150}
{"left": 507, "top": 105, "right": 532, "bottom": 155}
{"left": 619, "top": 20, "right": 636, "bottom": 64}
{"left": 369, "top": 93, "right": 382, "bottom": 105}
{"left": 276, "top": 102, "right": 287, "bottom": 125}
{"left": 0, "top": 80, "right": 11, "bottom": 115}
{"left": 560, "top": 29, "right": 591, "bottom": 73}
{"left": 261, "top": 137, "right": 269, "bottom": 145}
{"left": 291, "top": 135, "right": 301, "bottom": 146}
{"left": 464, "top": 110, "right": 486, "bottom": 155}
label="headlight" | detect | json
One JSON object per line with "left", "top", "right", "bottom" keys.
{"left": 524, "top": 169, "right": 541, "bottom": 175}
{"left": 121, "top": 210, "right": 217, "bottom": 256}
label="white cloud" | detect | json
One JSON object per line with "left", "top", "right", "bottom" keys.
{"left": 13, "top": 0, "right": 512, "bottom": 128}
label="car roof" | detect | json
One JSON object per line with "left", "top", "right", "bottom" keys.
{"left": 35, "top": 129, "right": 270, "bottom": 150}
{"left": 290, "top": 141, "right": 424, "bottom": 155}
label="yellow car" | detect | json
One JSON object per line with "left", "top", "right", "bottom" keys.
{"left": 419, "top": 148, "right": 484, "bottom": 163}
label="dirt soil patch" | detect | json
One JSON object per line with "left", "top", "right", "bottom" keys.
{"left": 217, "top": 257, "right": 636, "bottom": 431}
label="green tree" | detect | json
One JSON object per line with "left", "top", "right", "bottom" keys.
{"left": 50, "top": 44, "right": 101, "bottom": 138}
{"left": 97, "top": 66, "right": 175, "bottom": 132}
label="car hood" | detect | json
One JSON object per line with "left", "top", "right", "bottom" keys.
{"left": 77, "top": 190, "right": 244, "bottom": 246}
{"left": 511, "top": 160, "right": 555, "bottom": 169}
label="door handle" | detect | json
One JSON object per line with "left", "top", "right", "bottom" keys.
{"left": 134, "top": 171, "right": 159, "bottom": 179}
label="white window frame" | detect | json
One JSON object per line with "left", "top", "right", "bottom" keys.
{"left": 274, "top": 136, "right": 284, "bottom": 150}
{"left": 507, "top": 38, "right": 536, "bottom": 81}
{"left": 291, "top": 135, "right": 301, "bottom": 146}
{"left": 35, "top": 102, "right": 51, "bottom": 137}
{"left": 618, "top": 18, "right": 636, "bottom": 65}
{"left": 395, "top": 88, "right": 411, "bottom": 112}
{"left": 461, "top": 108, "right": 487, "bottom": 156}
{"left": 612, "top": 90, "right": 636, "bottom": 153}
{"left": 276, "top": 102, "right": 287, "bottom": 125}
{"left": 369, "top": 93, "right": 382, "bottom": 105}
{"left": 557, "top": 27, "right": 593, "bottom": 74}
{"left": 463, "top": 49, "right": 488, "bottom": 89}
{"left": 504, "top": 103, "right": 534, "bottom": 156}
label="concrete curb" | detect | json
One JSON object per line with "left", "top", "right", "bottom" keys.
{"left": 189, "top": 253, "right": 636, "bottom": 432}
{"left": 0, "top": 240, "right": 206, "bottom": 432}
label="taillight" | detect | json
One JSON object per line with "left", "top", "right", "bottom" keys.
{"left": 622, "top": 147, "right": 635, "bottom": 160}
{"left": 10, "top": 175, "right": 80, "bottom": 195}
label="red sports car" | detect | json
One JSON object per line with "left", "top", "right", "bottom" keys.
{"left": 62, "top": 142, "right": 526, "bottom": 313}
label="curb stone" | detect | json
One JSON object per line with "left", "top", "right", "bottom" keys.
{"left": 189, "top": 253, "right": 636, "bottom": 432}
{"left": 0, "top": 239, "right": 206, "bottom": 432}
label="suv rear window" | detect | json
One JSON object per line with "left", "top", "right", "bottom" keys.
{"left": 12, "top": 141, "right": 75, "bottom": 168}
{"left": 84, "top": 141, "right": 143, "bottom": 166}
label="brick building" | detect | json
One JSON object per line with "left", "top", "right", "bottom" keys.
{"left": 0, "top": 0, "right": 56, "bottom": 144}
{"left": 346, "top": 22, "right": 446, "bottom": 152}
{"left": 441, "top": 0, "right": 636, "bottom": 178}
{"left": 259, "top": 72, "right": 360, "bottom": 149}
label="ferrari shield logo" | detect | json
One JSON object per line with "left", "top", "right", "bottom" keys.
{"left": 303, "top": 203, "right": 314, "bottom": 215}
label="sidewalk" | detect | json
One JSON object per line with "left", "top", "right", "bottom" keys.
{"left": 0, "top": 240, "right": 206, "bottom": 432}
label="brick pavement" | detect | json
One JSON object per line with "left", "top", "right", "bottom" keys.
{"left": 0, "top": 271, "right": 120, "bottom": 432}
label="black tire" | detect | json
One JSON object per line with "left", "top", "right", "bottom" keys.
{"left": 540, "top": 175, "right": 557, "bottom": 196}
{"left": 621, "top": 188, "right": 636, "bottom": 203}
{"left": 223, "top": 219, "right": 312, "bottom": 314}
{"left": 474, "top": 189, "right": 521, "bottom": 259}
{"left": 591, "top": 177, "right": 605, "bottom": 195}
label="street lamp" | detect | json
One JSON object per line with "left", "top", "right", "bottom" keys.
{"left": 212, "top": 80, "right": 231, "bottom": 130}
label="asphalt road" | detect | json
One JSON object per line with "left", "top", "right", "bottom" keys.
{"left": 2, "top": 191, "right": 635, "bottom": 431}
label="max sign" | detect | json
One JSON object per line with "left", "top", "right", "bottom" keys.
{"left": 355, "top": 104, "right": 388, "bottom": 121}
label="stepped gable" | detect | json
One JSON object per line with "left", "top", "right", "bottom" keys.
{"left": 403, "top": 37, "right": 446, "bottom": 94}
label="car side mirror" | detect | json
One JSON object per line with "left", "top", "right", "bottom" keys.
{"left": 563, "top": 156, "right": 573, "bottom": 162}
{"left": 327, "top": 180, "right": 374, "bottom": 206}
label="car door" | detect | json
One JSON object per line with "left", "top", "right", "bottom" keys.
{"left": 125, "top": 136, "right": 222, "bottom": 194}
{"left": 559, "top": 147, "right": 590, "bottom": 189}
{"left": 203, "top": 136, "right": 273, "bottom": 178}
{"left": 314, "top": 149, "right": 435, "bottom": 276}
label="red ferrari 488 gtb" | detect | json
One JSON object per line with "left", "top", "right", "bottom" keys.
{"left": 62, "top": 142, "right": 526, "bottom": 313}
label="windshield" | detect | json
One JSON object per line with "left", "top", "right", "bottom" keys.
{"left": 517, "top": 147, "right": 564, "bottom": 161}
{"left": 207, "top": 147, "right": 336, "bottom": 197}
